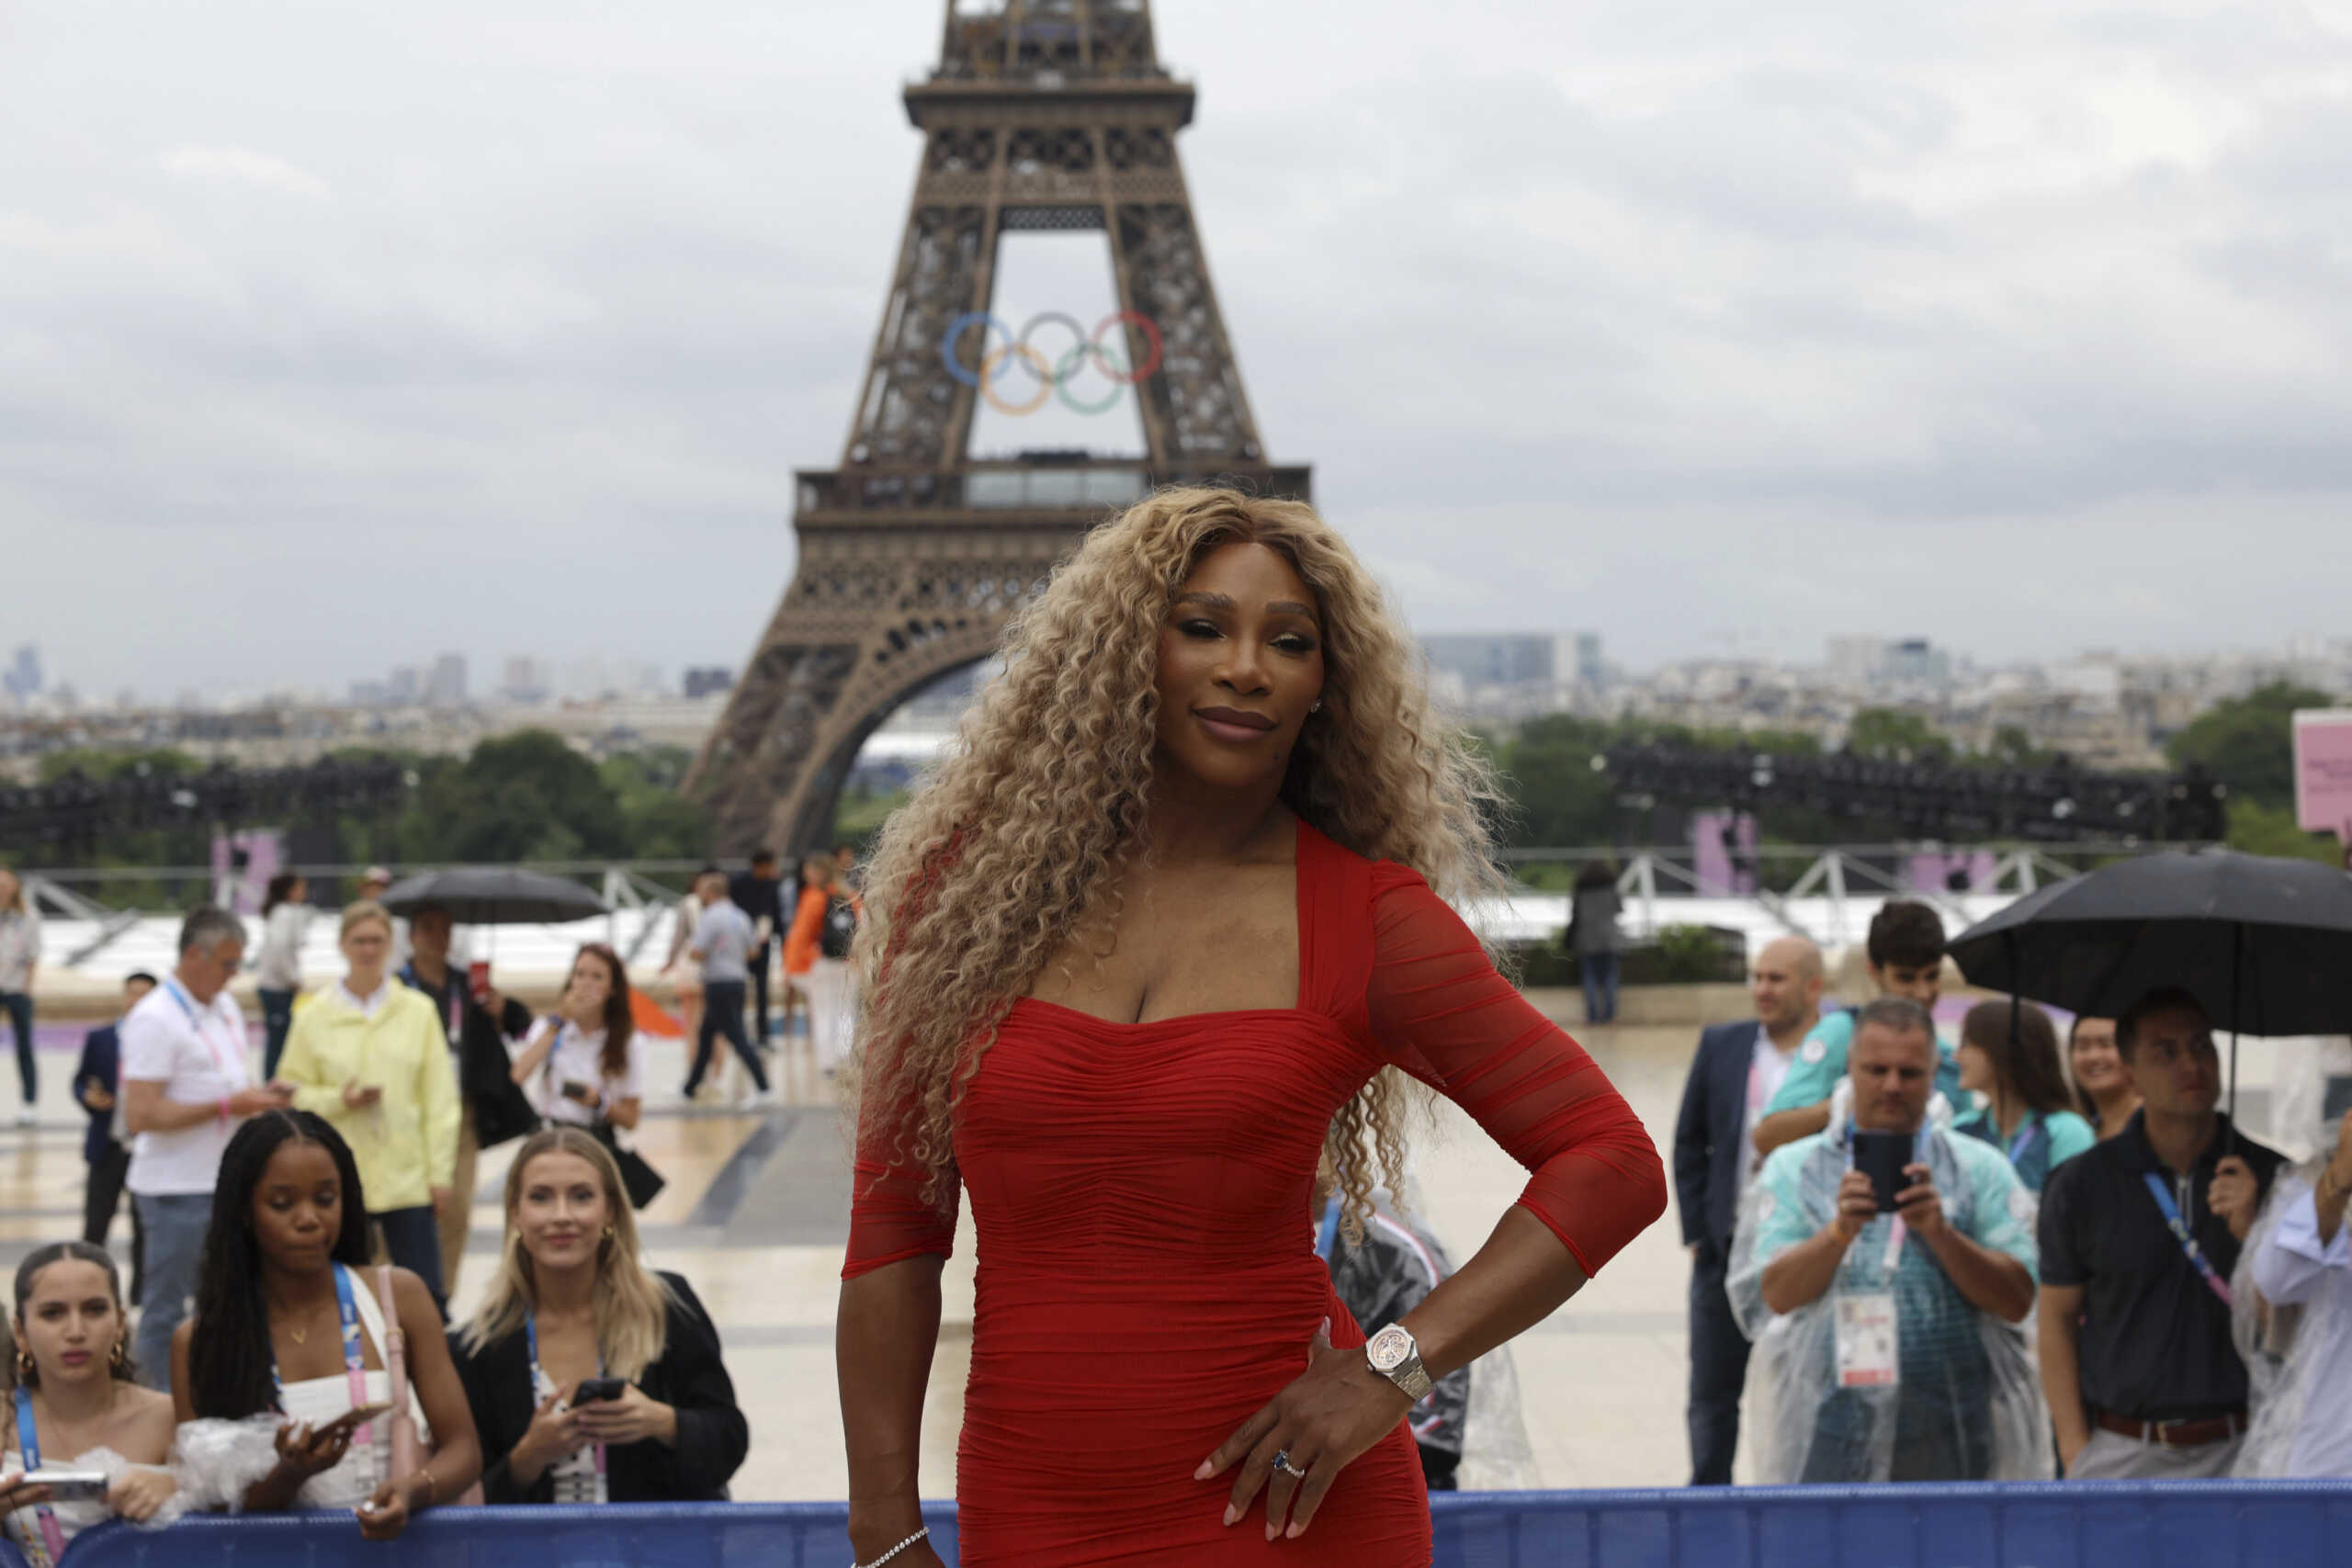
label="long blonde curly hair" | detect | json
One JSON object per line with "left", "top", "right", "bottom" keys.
{"left": 846, "top": 487, "right": 1510, "bottom": 1227}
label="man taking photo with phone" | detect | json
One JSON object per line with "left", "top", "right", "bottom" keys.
{"left": 1729, "top": 998, "right": 2044, "bottom": 1483}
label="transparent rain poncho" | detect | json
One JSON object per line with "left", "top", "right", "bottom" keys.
{"left": 1726, "top": 1123, "right": 2052, "bottom": 1483}
{"left": 2234, "top": 1155, "right": 2352, "bottom": 1478}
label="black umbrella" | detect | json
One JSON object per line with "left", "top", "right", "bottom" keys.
{"left": 1950, "top": 848, "right": 2352, "bottom": 1122}
{"left": 376, "top": 867, "right": 609, "bottom": 926}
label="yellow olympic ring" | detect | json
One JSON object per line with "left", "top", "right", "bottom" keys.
{"left": 978, "top": 343, "right": 1056, "bottom": 415}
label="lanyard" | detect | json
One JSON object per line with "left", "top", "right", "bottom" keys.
{"left": 1314, "top": 1192, "right": 1343, "bottom": 1261}
{"left": 525, "top": 1314, "right": 607, "bottom": 1477}
{"left": 2007, "top": 1114, "right": 2038, "bottom": 1166}
{"left": 11, "top": 1389, "right": 67, "bottom": 1566}
{"left": 2143, "top": 1171, "right": 2234, "bottom": 1308}
{"left": 269, "top": 1266, "right": 375, "bottom": 1450}
{"left": 404, "top": 964, "right": 463, "bottom": 1047}
{"left": 161, "top": 979, "right": 244, "bottom": 1085}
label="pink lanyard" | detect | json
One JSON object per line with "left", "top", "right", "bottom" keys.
{"left": 162, "top": 980, "right": 244, "bottom": 1085}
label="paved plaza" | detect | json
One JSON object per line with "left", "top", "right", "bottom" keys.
{"left": 0, "top": 1003, "right": 1724, "bottom": 1498}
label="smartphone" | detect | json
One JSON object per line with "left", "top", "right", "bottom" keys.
{"left": 469, "top": 960, "right": 492, "bottom": 1002}
{"left": 573, "top": 1377, "right": 628, "bottom": 1404}
{"left": 1850, "top": 1130, "right": 1911, "bottom": 1213}
{"left": 561, "top": 1079, "right": 597, "bottom": 1105}
{"left": 319, "top": 1402, "right": 395, "bottom": 1439}
{"left": 21, "top": 1470, "right": 110, "bottom": 1502}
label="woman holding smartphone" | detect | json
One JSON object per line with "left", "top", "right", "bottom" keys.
{"left": 508, "top": 945, "right": 644, "bottom": 1134}
{"left": 2, "top": 1242, "right": 177, "bottom": 1562}
{"left": 450, "top": 1127, "right": 745, "bottom": 1503}
{"left": 173, "top": 1111, "right": 480, "bottom": 1540}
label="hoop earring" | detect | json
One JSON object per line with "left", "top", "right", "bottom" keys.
{"left": 1309, "top": 699, "right": 1323, "bottom": 714}
{"left": 109, "top": 1339, "right": 127, "bottom": 1371}
{"left": 14, "top": 1348, "right": 30, "bottom": 1381}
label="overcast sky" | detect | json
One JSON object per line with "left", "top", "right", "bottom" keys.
{"left": 5, "top": 0, "right": 2348, "bottom": 702}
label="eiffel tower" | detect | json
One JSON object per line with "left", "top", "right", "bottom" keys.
{"left": 689, "top": 0, "right": 1309, "bottom": 855}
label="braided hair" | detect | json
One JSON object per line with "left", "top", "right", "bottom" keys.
{"left": 185, "top": 1110, "right": 371, "bottom": 1419}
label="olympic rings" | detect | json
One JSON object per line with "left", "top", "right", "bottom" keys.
{"left": 936, "top": 309, "right": 1163, "bottom": 415}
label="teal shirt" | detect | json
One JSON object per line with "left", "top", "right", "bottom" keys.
{"left": 1951, "top": 1104, "right": 2097, "bottom": 1194}
{"left": 1763, "top": 1008, "right": 1965, "bottom": 1116}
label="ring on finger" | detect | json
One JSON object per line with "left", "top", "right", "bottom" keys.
{"left": 1272, "top": 1450, "right": 1308, "bottom": 1479}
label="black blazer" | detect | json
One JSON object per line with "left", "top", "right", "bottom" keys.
{"left": 73, "top": 1024, "right": 121, "bottom": 1167}
{"left": 1671, "top": 1021, "right": 1763, "bottom": 1253}
{"left": 450, "top": 1272, "right": 748, "bottom": 1504}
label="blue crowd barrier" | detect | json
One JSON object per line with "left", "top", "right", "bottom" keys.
{"left": 50, "top": 1483, "right": 2352, "bottom": 1567}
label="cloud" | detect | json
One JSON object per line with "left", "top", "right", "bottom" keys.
{"left": 158, "top": 145, "right": 331, "bottom": 199}
{"left": 1, "top": 0, "right": 2348, "bottom": 699}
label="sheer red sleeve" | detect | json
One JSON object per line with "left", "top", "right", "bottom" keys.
{"left": 1364, "top": 863, "right": 1667, "bottom": 1277}
{"left": 842, "top": 1120, "right": 960, "bottom": 1280}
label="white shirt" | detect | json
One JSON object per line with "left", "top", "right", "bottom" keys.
{"left": 121, "top": 979, "right": 254, "bottom": 1196}
{"left": 0, "top": 907, "right": 40, "bottom": 991}
{"left": 254, "top": 903, "right": 310, "bottom": 991}
{"left": 2251, "top": 1175, "right": 2352, "bottom": 1477}
{"left": 338, "top": 979, "right": 392, "bottom": 1018}
{"left": 517, "top": 1017, "right": 646, "bottom": 1126}
{"left": 1738, "top": 1024, "right": 1798, "bottom": 1201}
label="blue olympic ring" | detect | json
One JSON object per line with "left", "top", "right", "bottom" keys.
{"left": 937, "top": 310, "right": 1164, "bottom": 415}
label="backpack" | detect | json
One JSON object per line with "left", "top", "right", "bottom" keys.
{"left": 819, "top": 894, "right": 859, "bottom": 960}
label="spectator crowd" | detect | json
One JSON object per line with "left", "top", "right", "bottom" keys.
{"left": 1676, "top": 897, "right": 2342, "bottom": 1484}
{"left": 0, "top": 880, "right": 780, "bottom": 1554}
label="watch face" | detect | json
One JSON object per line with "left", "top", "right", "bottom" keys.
{"left": 1366, "top": 1325, "right": 1410, "bottom": 1371}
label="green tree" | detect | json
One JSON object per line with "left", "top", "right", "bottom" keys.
{"left": 2221, "top": 798, "right": 2341, "bottom": 864}
{"left": 2165, "top": 682, "right": 2335, "bottom": 811}
{"left": 395, "top": 730, "right": 628, "bottom": 863}
{"left": 601, "top": 748, "right": 713, "bottom": 860}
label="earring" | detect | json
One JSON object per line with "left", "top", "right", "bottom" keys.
{"left": 1309, "top": 700, "right": 1323, "bottom": 714}
{"left": 602, "top": 1225, "right": 616, "bottom": 1244}
{"left": 14, "top": 1348, "right": 30, "bottom": 1380}
{"left": 109, "top": 1339, "right": 127, "bottom": 1370}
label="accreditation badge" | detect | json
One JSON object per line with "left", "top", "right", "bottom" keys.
{"left": 1834, "top": 1292, "right": 1898, "bottom": 1388}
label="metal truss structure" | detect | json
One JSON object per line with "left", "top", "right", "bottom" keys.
{"left": 0, "top": 758, "right": 413, "bottom": 855}
{"left": 688, "top": 0, "right": 1307, "bottom": 854}
{"left": 1598, "top": 743, "right": 2229, "bottom": 845}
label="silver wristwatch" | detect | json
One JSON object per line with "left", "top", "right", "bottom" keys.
{"left": 1363, "top": 1324, "right": 1432, "bottom": 1400}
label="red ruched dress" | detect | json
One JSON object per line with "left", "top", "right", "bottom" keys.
{"left": 844, "top": 823, "right": 1667, "bottom": 1566}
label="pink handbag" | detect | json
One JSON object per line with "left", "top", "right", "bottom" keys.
{"left": 371, "top": 1265, "right": 482, "bottom": 1506}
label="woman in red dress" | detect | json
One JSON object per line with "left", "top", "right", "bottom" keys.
{"left": 837, "top": 490, "right": 1667, "bottom": 1568}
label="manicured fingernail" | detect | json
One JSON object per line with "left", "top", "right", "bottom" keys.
{"left": 1223, "top": 1505, "right": 1238, "bottom": 1528}
{"left": 1288, "top": 1522, "right": 1306, "bottom": 1539}
{"left": 1194, "top": 1460, "right": 1212, "bottom": 1480}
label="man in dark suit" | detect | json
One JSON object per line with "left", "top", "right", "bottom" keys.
{"left": 728, "top": 849, "right": 786, "bottom": 1045}
{"left": 1673, "top": 934, "right": 1822, "bottom": 1483}
{"left": 74, "top": 970, "right": 158, "bottom": 1304}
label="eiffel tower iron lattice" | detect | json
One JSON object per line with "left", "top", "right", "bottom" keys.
{"left": 688, "top": 0, "right": 1310, "bottom": 856}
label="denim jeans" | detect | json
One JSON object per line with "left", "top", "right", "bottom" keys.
{"left": 133, "top": 1190, "right": 214, "bottom": 1390}
{"left": 0, "top": 989, "right": 34, "bottom": 1101}
{"left": 374, "top": 1202, "right": 447, "bottom": 1319}
{"left": 257, "top": 987, "right": 297, "bottom": 1079}
{"left": 1580, "top": 952, "right": 1621, "bottom": 1025}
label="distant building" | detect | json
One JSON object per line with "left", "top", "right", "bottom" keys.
{"left": 1420, "top": 633, "right": 1602, "bottom": 691}
{"left": 348, "top": 681, "right": 391, "bottom": 707}
{"left": 387, "top": 666, "right": 421, "bottom": 705}
{"left": 424, "top": 653, "right": 468, "bottom": 709}
{"left": 1825, "top": 637, "right": 1951, "bottom": 691}
{"left": 683, "top": 666, "right": 734, "bottom": 700}
{"left": 499, "top": 658, "right": 550, "bottom": 705}
{"left": 3, "top": 645, "right": 41, "bottom": 703}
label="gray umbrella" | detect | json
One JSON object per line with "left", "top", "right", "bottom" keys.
{"left": 376, "top": 867, "right": 608, "bottom": 925}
